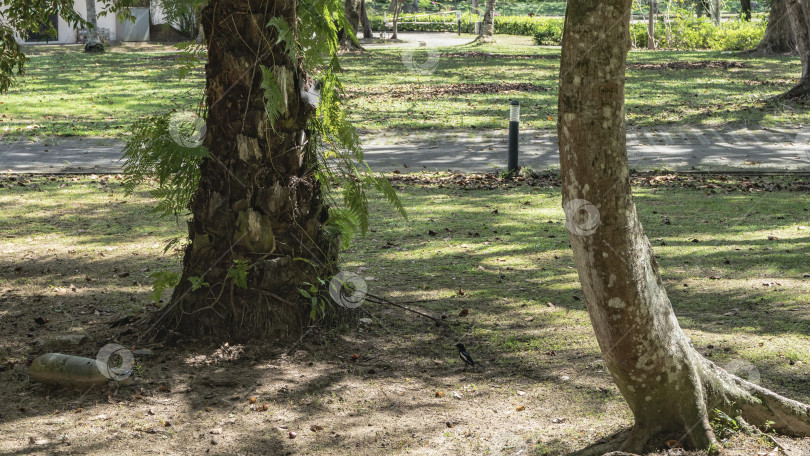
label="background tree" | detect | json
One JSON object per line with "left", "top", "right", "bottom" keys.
{"left": 360, "top": 0, "right": 373, "bottom": 38}
{"left": 340, "top": 0, "right": 363, "bottom": 49}
{"left": 558, "top": 0, "right": 810, "bottom": 452}
{"left": 741, "top": 0, "right": 752, "bottom": 20}
{"left": 84, "top": 0, "right": 105, "bottom": 52}
{"left": 755, "top": 0, "right": 795, "bottom": 53}
{"left": 479, "top": 0, "right": 496, "bottom": 42}
{"left": 784, "top": 0, "right": 810, "bottom": 97}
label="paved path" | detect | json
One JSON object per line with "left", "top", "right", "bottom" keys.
{"left": 1, "top": 126, "right": 808, "bottom": 174}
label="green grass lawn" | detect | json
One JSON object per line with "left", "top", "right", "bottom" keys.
{"left": 0, "top": 37, "right": 804, "bottom": 139}
{"left": 0, "top": 43, "right": 204, "bottom": 139}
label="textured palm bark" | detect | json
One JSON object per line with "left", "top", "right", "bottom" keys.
{"left": 785, "top": 0, "right": 810, "bottom": 97}
{"left": 755, "top": 0, "right": 795, "bottom": 54}
{"left": 559, "top": 0, "right": 810, "bottom": 452}
{"left": 84, "top": 0, "right": 104, "bottom": 53}
{"left": 479, "top": 0, "right": 496, "bottom": 42}
{"left": 150, "top": 0, "right": 340, "bottom": 341}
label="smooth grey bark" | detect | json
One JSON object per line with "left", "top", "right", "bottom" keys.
{"left": 647, "top": 0, "right": 655, "bottom": 49}
{"left": 558, "top": 0, "right": 810, "bottom": 452}
{"left": 84, "top": 0, "right": 104, "bottom": 53}
{"left": 479, "top": 0, "right": 495, "bottom": 42}
{"left": 755, "top": 0, "right": 795, "bottom": 53}
{"left": 391, "top": 0, "right": 401, "bottom": 39}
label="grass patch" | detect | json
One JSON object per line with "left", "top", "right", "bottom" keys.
{"left": 0, "top": 43, "right": 204, "bottom": 139}
{"left": 1, "top": 38, "right": 805, "bottom": 140}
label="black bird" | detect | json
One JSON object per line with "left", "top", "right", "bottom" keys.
{"left": 456, "top": 343, "right": 476, "bottom": 367}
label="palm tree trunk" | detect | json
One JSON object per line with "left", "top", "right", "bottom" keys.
{"left": 148, "top": 0, "right": 340, "bottom": 342}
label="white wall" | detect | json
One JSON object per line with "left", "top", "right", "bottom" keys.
{"left": 13, "top": 0, "right": 122, "bottom": 44}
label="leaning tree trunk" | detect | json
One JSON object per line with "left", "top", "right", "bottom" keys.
{"left": 360, "top": 0, "right": 373, "bottom": 38}
{"left": 558, "top": 0, "right": 810, "bottom": 452}
{"left": 479, "top": 0, "right": 496, "bottom": 42}
{"left": 755, "top": 0, "right": 795, "bottom": 53}
{"left": 149, "top": 0, "right": 340, "bottom": 341}
{"left": 784, "top": 0, "right": 810, "bottom": 97}
{"left": 84, "top": 0, "right": 104, "bottom": 53}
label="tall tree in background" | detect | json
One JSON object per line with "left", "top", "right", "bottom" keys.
{"left": 741, "top": 0, "right": 752, "bottom": 20}
{"left": 755, "top": 0, "right": 795, "bottom": 53}
{"left": 479, "top": 0, "right": 495, "bottom": 42}
{"left": 360, "top": 0, "right": 373, "bottom": 38}
{"left": 84, "top": 0, "right": 105, "bottom": 52}
{"left": 785, "top": 0, "right": 810, "bottom": 97}
{"left": 340, "top": 0, "right": 362, "bottom": 49}
{"left": 558, "top": 0, "right": 810, "bottom": 452}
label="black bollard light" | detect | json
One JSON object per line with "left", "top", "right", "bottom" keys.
{"left": 507, "top": 100, "right": 520, "bottom": 174}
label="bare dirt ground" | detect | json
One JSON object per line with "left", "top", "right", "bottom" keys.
{"left": 1, "top": 174, "right": 809, "bottom": 456}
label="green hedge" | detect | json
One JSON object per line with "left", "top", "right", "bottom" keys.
{"left": 367, "top": 13, "right": 564, "bottom": 41}
{"left": 629, "top": 15, "right": 767, "bottom": 50}
{"left": 368, "top": 13, "right": 766, "bottom": 51}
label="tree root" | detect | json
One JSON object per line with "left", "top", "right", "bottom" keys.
{"left": 600, "top": 357, "right": 810, "bottom": 454}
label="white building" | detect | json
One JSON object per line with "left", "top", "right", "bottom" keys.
{"left": 17, "top": 3, "right": 164, "bottom": 44}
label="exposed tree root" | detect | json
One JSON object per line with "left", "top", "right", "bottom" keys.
{"left": 614, "top": 357, "right": 810, "bottom": 453}
{"left": 781, "top": 80, "right": 810, "bottom": 99}
{"left": 474, "top": 35, "right": 496, "bottom": 44}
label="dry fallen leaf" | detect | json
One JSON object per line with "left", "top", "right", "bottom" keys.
{"left": 515, "top": 405, "right": 525, "bottom": 411}
{"left": 435, "top": 391, "right": 444, "bottom": 398}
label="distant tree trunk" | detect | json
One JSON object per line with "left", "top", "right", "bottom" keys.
{"left": 360, "top": 0, "right": 373, "bottom": 38}
{"left": 472, "top": 0, "right": 478, "bottom": 15}
{"left": 741, "top": 0, "right": 752, "bottom": 20}
{"left": 479, "top": 0, "right": 496, "bottom": 42}
{"left": 84, "top": 0, "right": 104, "bottom": 53}
{"left": 150, "top": 0, "right": 340, "bottom": 341}
{"left": 391, "top": 0, "right": 401, "bottom": 39}
{"left": 195, "top": 4, "right": 205, "bottom": 43}
{"left": 713, "top": 0, "right": 721, "bottom": 24}
{"left": 784, "top": 0, "right": 810, "bottom": 97}
{"left": 648, "top": 0, "right": 656, "bottom": 49}
{"left": 755, "top": 0, "right": 796, "bottom": 53}
{"left": 697, "top": 0, "right": 710, "bottom": 17}
{"left": 559, "top": 0, "right": 810, "bottom": 452}
{"left": 340, "top": 0, "right": 363, "bottom": 49}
